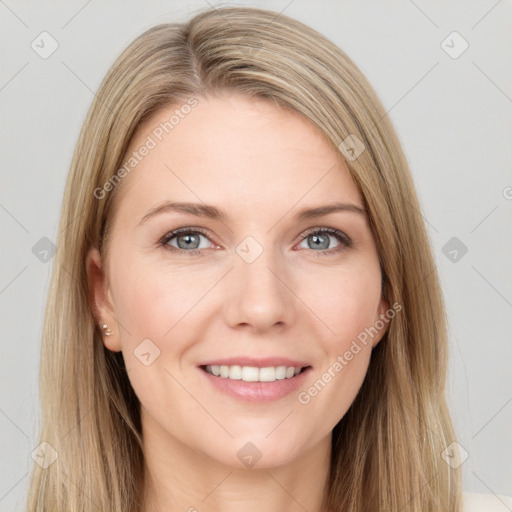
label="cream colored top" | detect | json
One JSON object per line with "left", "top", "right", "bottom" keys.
{"left": 463, "top": 492, "right": 512, "bottom": 511}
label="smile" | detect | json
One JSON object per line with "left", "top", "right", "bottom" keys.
{"left": 199, "top": 361, "right": 312, "bottom": 402}
{"left": 202, "top": 364, "right": 306, "bottom": 382}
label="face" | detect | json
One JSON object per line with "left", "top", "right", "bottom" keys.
{"left": 87, "top": 92, "right": 389, "bottom": 469}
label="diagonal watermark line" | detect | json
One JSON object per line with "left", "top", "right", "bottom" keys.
{"left": 407, "top": 0, "right": 439, "bottom": 28}
{"left": 61, "top": 405, "right": 94, "bottom": 440}
{"left": 388, "top": 388, "right": 443, "bottom": 444}
{"left": 0, "top": 201, "right": 29, "bottom": 233}
{"left": 471, "top": 0, "right": 504, "bottom": 30}
{"left": 103, "top": 308, "right": 131, "bottom": 337}
{"left": 0, "top": 265, "right": 28, "bottom": 295}
{"left": 265, "top": 409, "right": 294, "bottom": 438}
{"left": 60, "top": 264, "right": 132, "bottom": 336}
{"left": 422, "top": 217, "right": 439, "bottom": 234}
{"left": 404, "top": 196, "right": 439, "bottom": 234}
{"left": 163, "top": 367, "right": 234, "bottom": 438}
{"left": 265, "top": 266, "right": 336, "bottom": 335}
{"left": 63, "top": 470, "right": 102, "bottom": 510}
{"left": 395, "top": 470, "right": 440, "bottom": 512}
{"left": 61, "top": 61, "right": 130, "bottom": 130}
{"left": 470, "top": 204, "right": 499, "bottom": 233}
{"left": 0, "top": 0, "right": 29, "bottom": 28}
{"left": 0, "top": 471, "right": 28, "bottom": 504}
{"left": 472, "top": 61, "right": 512, "bottom": 104}
{"left": 59, "top": 264, "right": 79, "bottom": 285}
{"left": 472, "top": 397, "right": 512, "bottom": 439}
{"left": 268, "top": 0, "right": 295, "bottom": 23}
{"left": 471, "top": 265, "right": 512, "bottom": 309}
{"left": 471, "top": 471, "right": 512, "bottom": 511}
{"left": 264, "top": 470, "right": 309, "bottom": 512}
{"left": 0, "top": 408, "right": 29, "bottom": 439}
{"left": 109, "top": 312, "right": 132, "bottom": 337}
{"left": 202, "top": 0, "right": 245, "bottom": 28}
{"left": 411, "top": 262, "right": 438, "bottom": 296}
{"left": 201, "top": 470, "right": 233, "bottom": 502}
{"left": 0, "top": 62, "right": 29, "bottom": 92}
{"left": 61, "top": 0, "right": 93, "bottom": 29}
{"left": 162, "top": 267, "right": 233, "bottom": 337}
{"left": 267, "top": 162, "right": 337, "bottom": 234}
{"left": 163, "top": 163, "right": 234, "bottom": 235}
{"left": 372, "top": 61, "right": 440, "bottom": 131}
{"left": 61, "top": 60, "right": 97, "bottom": 95}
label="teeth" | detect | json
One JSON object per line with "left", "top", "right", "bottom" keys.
{"left": 259, "top": 367, "right": 276, "bottom": 382}
{"left": 275, "top": 366, "right": 287, "bottom": 379}
{"left": 241, "top": 366, "right": 258, "bottom": 381}
{"left": 229, "top": 365, "right": 242, "bottom": 380}
{"left": 204, "top": 365, "right": 304, "bottom": 382}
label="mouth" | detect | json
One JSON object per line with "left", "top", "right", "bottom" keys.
{"left": 197, "top": 357, "right": 312, "bottom": 402}
{"left": 200, "top": 364, "right": 311, "bottom": 383}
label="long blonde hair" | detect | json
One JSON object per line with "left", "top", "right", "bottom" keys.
{"left": 27, "top": 6, "right": 462, "bottom": 511}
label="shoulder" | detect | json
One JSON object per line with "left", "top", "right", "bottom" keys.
{"left": 463, "top": 492, "right": 512, "bottom": 511}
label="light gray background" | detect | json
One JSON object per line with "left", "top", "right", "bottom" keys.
{"left": 1, "top": 1, "right": 511, "bottom": 510}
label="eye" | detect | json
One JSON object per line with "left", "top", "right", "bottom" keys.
{"left": 296, "top": 227, "right": 352, "bottom": 256}
{"left": 159, "top": 227, "right": 215, "bottom": 255}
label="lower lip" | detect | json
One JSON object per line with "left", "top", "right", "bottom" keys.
{"left": 199, "top": 366, "right": 311, "bottom": 403}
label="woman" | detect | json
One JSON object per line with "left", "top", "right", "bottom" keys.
{"left": 27, "top": 6, "right": 508, "bottom": 511}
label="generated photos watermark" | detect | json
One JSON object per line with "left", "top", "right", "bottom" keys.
{"left": 297, "top": 301, "right": 402, "bottom": 405}
{"left": 93, "top": 97, "right": 199, "bottom": 200}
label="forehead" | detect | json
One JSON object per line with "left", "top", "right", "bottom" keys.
{"left": 114, "top": 93, "right": 363, "bottom": 223}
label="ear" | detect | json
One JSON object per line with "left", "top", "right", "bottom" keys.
{"left": 85, "top": 247, "right": 122, "bottom": 352}
{"left": 371, "top": 295, "right": 391, "bottom": 348}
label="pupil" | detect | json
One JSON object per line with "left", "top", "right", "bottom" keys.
{"left": 311, "top": 234, "right": 328, "bottom": 250}
{"left": 179, "top": 234, "right": 199, "bottom": 249}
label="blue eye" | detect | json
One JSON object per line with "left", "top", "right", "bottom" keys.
{"left": 159, "top": 227, "right": 352, "bottom": 257}
{"left": 160, "top": 227, "right": 212, "bottom": 255}
{"left": 297, "top": 228, "right": 352, "bottom": 256}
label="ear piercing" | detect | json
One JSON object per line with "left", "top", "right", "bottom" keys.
{"left": 102, "top": 324, "right": 112, "bottom": 336}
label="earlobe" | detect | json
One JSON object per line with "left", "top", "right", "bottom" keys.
{"left": 85, "top": 247, "right": 122, "bottom": 352}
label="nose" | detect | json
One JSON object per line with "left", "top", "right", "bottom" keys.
{"left": 222, "top": 244, "right": 297, "bottom": 332}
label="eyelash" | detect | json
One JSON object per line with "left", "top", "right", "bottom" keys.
{"left": 158, "top": 226, "right": 352, "bottom": 257}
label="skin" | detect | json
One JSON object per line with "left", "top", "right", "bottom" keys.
{"left": 87, "top": 92, "right": 389, "bottom": 512}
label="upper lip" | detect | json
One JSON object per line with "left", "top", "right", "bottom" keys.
{"left": 198, "top": 357, "right": 311, "bottom": 368}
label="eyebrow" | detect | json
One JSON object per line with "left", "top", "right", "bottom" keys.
{"left": 138, "top": 200, "right": 367, "bottom": 225}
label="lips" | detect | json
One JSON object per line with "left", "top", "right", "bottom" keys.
{"left": 197, "top": 357, "right": 312, "bottom": 402}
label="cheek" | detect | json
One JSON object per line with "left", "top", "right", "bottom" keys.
{"left": 297, "top": 259, "right": 383, "bottom": 343}
{"left": 111, "top": 264, "right": 201, "bottom": 416}
{"left": 109, "top": 257, "right": 220, "bottom": 402}
{"left": 294, "top": 262, "right": 382, "bottom": 414}
{"left": 110, "top": 251, "right": 211, "bottom": 340}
